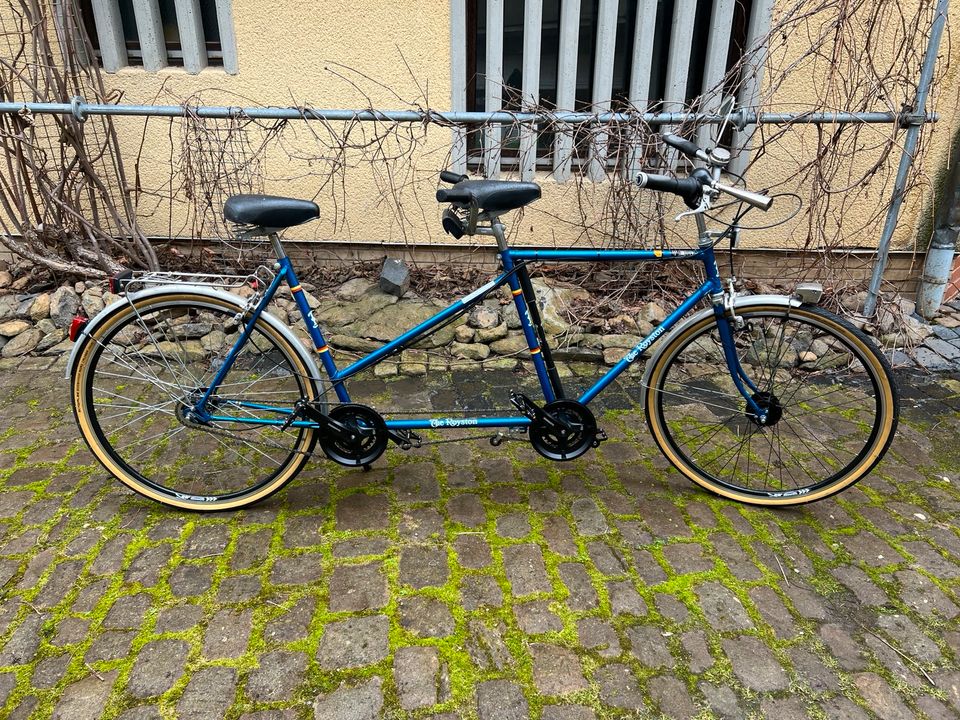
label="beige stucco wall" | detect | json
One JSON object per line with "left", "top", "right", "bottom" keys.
{"left": 80, "top": 0, "right": 960, "bottom": 256}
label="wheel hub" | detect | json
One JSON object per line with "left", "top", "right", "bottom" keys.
{"left": 749, "top": 391, "right": 783, "bottom": 426}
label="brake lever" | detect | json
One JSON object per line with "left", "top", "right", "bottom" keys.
{"left": 675, "top": 195, "right": 711, "bottom": 221}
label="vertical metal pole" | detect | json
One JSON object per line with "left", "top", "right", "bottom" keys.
{"left": 450, "top": 0, "right": 468, "bottom": 174}
{"left": 864, "top": 0, "right": 949, "bottom": 317}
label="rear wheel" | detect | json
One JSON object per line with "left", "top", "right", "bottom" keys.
{"left": 645, "top": 304, "right": 898, "bottom": 505}
{"left": 71, "top": 292, "right": 320, "bottom": 511}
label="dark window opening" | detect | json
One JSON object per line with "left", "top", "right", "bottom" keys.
{"left": 77, "top": 0, "right": 225, "bottom": 69}
{"left": 466, "top": 0, "right": 755, "bottom": 170}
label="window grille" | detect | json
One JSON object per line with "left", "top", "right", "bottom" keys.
{"left": 76, "top": 0, "right": 237, "bottom": 74}
{"left": 450, "top": 0, "right": 774, "bottom": 180}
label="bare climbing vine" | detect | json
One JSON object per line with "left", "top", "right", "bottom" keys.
{"left": 0, "top": 0, "right": 951, "bottom": 300}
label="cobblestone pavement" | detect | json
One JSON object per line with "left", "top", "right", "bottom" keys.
{"left": 1, "top": 354, "right": 960, "bottom": 720}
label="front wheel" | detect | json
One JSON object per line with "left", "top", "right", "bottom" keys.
{"left": 71, "top": 292, "right": 321, "bottom": 511}
{"left": 645, "top": 304, "right": 898, "bottom": 505}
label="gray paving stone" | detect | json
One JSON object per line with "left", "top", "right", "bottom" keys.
{"left": 577, "top": 617, "right": 620, "bottom": 658}
{"left": 542, "top": 515, "right": 578, "bottom": 555}
{"left": 461, "top": 574, "right": 504, "bottom": 610}
{"left": 531, "top": 643, "right": 588, "bottom": 696}
{"left": 394, "top": 462, "right": 440, "bottom": 502}
{"left": 571, "top": 497, "right": 609, "bottom": 535}
{"left": 313, "top": 676, "right": 384, "bottom": 720}
{"left": 317, "top": 614, "right": 389, "bottom": 669}
{"left": 681, "top": 629, "right": 713, "bottom": 672}
{"left": 399, "top": 595, "right": 455, "bottom": 637}
{"left": 447, "top": 493, "right": 487, "bottom": 527}
{"left": 126, "top": 639, "right": 189, "bottom": 698}
{"left": 722, "top": 636, "right": 789, "bottom": 691}
{"left": 607, "top": 580, "right": 647, "bottom": 616}
{"left": 559, "top": 562, "right": 599, "bottom": 611}
{"left": 400, "top": 546, "right": 449, "bottom": 588}
{"left": 465, "top": 619, "right": 512, "bottom": 671}
{"left": 496, "top": 511, "right": 531, "bottom": 538}
{"left": 0, "top": 613, "right": 43, "bottom": 665}
{"left": 399, "top": 507, "right": 444, "bottom": 541}
{"left": 51, "top": 670, "right": 118, "bottom": 720}
{"left": 626, "top": 625, "right": 672, "bottom": 668}
{"left": 699, "top": 682, "right": 742, "bottom": 720}
{"left": 328, "top": 561, "right": 388, "bottom": 611}
{"left": 264, "top": 596, "right": 315, "bottom": 644}
{"left": 85, "top": 630, "right": 135, "bottom": 663}
{"left": 748, "top": 585, "right": 797, "bottom": 638}
{"left": 648, "top": 674, "right": 698, "bottom": 719}
{"left": 332, "top": 536, "right": 390, "bottom": 557}
{"left": 169, "top": 563, "right": 214, "bottom": 597}
{"left": 663, "top": 542, "right": 714, "bottom": 574}
{"left": 476, "top": 679, "right": 528, "bottom": 720}
{"left": 32, "top": 653, "right": 70, "bottom": 688}
{"left": 247, "top": 650, "right": 308, "bottom": 703}
{"left": 540, "top": 707, "right": 596, "bottom": 720}
{"left": 514, "top": 599, "right": 563, "bottom": 634}
{"left": 103, "top": 593, "right": 152, "bottom": 630}
{"left": 925, "top": 337, "right": 960, "bottom": 360}
{"left": 586, "top": 541, "right": 626, "bottom": 575}
{"left": 335, "top": 493, "right": 390, "bottom": 530}
{"left": 853, "top": 672, "right": 914, "bottom": 720}
{"left": 502, "top": 543, "right": 551, "bottom": 596}
{"left": 203, "top": 609, "right": 252, "bottom": 658}
{"left": 270, "top": 554, "right": 324, "bottom": 585}
{"left": 155, "top": 603, "right": 203, "bottom": 634}
{"left": 454, "top": 534, "right": 492, "bottom": 568}
{"left": 594, "top": 663, "right": 644, "bottom": 711}
{"left": 696, "top": 581, "right": 753, "bottom": 631}
{"left": 177, "top": 666, "right": 237, "bottom": 719}
{"left": 394, "top": 645, "right": 440, "bottom": 710}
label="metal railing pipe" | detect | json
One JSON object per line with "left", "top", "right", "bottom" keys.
{"left": 0, "top": 101, "right": 938, "bottom": 127}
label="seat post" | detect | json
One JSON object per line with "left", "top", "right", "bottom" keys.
{"left": 268, "top": 232, "right": 288, "bottom": 260}
{"left": 491, "top": 219, "right": 509, "bottom": 252}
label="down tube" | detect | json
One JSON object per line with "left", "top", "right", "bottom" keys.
{"left": 579, "top": 282, "right": 715, "bottom": 405}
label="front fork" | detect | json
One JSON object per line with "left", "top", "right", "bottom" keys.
{"left": 698, "top": 229, "right": 767, "bottom": 423}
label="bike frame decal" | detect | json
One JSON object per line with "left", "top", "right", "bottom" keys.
{"left": 199, "top": 242, "right": 764, "bottom": 430}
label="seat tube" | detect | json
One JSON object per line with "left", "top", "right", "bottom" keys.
{"left": 493, "top": 223, "right": 560, "bottom": 403}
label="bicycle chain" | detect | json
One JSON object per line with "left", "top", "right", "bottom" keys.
{"left": 180, "top": 403, "right": 529, "bottom": 455}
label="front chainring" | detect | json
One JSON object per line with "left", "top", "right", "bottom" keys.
{"left": 320, "top": 404, "right": 388, "bottom": 467}
{"left": 529, "top": 400, "right": 597, "bottom": 461}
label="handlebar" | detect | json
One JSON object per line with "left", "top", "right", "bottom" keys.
{"left": 440, "top": 170, "right": 469, "bottom": 184}
{"left": 636, "top": 172, "right": 706, "bottom": 209}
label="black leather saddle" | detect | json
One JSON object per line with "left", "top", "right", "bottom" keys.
{"left": 224, "top": 195, "right": 320, "bottom": 229}
{"left": 436, "top": 180, "right": 541, "bottom": 213}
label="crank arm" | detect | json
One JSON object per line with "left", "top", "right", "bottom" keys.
{"left": 389, "top": 429, "right": 422, "bottom": 450}
{"left": 300, "top": 403, "right": 369, "bottom": 444}
{"left": 509, "top": 392, "right": 573, "bottom": 433}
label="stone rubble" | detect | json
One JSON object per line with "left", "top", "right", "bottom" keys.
{"left": 0, "top": 263, "right": 958, "bottom": 372}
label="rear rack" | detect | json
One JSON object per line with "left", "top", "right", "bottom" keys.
{"left": 109, "top": 266, "right": 276, "bottom": 294}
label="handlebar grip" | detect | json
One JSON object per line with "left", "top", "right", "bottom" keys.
{"left": 636, "top": 172, "right": 704, "bottom": 208}
{"left": 440, "top": 170, "right": 469, "bottom": 184}
{"left": 662, "top": 133, "right": 706, "bottom": 162}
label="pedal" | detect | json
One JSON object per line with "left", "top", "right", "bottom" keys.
{"left": 389, "top": 429, "right": 422, "bottom": 450}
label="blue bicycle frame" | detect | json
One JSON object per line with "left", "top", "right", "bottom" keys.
{"left": 193, "top": 226, "right": 766, "bottom": 431}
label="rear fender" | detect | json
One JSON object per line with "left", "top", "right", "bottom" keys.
{"left": 64, "top": 284, "right": 324, "bottom": 386}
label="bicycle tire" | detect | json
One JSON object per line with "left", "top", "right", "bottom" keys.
{"left": 72, "top": 292, "right": 320, "bottom": 511}
{"left": 645, "top": 304, "right": 898, "bottom": 505}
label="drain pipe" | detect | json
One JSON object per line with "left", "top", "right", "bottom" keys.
{"left": 864, "top": 0, "right": 949, "bottom": 317}
{"left": 917, "top": 134, "right": 960, "bottom": 319}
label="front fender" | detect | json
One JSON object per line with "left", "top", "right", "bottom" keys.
{"left": 638, "top": 294, "right": 803, "bottom": 409}
{"left": 64, "top": 284, "right": 324, "bottom": 385}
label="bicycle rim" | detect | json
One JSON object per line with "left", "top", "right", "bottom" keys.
{"left": 72, "top": 294, "right": 318, "bottom": 510}
{"left": 646, "top": 305, "right": 898, "bottom": 505}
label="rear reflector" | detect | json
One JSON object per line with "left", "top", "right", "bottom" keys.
{"left": 69, "top": 316, "right": 89, "bottom": 342}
